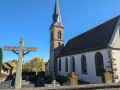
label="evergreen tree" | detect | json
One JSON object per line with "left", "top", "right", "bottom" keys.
{"left": 0, "top": 48, "right": 3, "bottom": 74}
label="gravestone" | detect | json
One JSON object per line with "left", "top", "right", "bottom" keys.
{"left": 26, "top": 76, "right": 29, "bottom": 81}
{"left": 68, "top": 72, "right": 78, "bottom": 85}
{"left": 4, "top": 39, "right": 37, "bottom": 89}
{"left": 45, "top": 79, "right": 60, "bottom": 87}
{"left": 104, "top": 71, "right": 113, "bottom": 84}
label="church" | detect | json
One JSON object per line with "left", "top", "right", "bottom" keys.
{"left": 45, "top": 0, "right": 120, "bottom": 84}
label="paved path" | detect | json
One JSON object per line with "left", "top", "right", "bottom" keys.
{"left": 94, "top": 89, "right": 120, "bottom": 90}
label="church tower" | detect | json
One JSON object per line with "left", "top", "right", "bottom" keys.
{"left": 49, "top": 0, "right": 64, "bottom": 76}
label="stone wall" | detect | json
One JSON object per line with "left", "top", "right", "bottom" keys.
{"left": 2, "top": 83, "right": 120, "bottom": 90}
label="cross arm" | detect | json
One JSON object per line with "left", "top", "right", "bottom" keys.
{"left": 4, "top": 47, "right": 19, "bottom": 51}
{"left": 23, "top": 47, "right": 37, "bottom": 51}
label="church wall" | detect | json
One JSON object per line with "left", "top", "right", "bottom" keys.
{"left": 53, "top": 26, "right": 64, "bottom": 40}
{"left": 49, "top": 25, "right": 64, "bottom": 76}
{"left": 61, "top": 57, "right": 65, "bottom": 76}
{"left": 49, "top": 51, "right": 54, "bottom": 74}
{"left": 110, "top": 26, "right": 120, "bottom": 48}
{"left": 57, "top": 49, "right": 111, "bottom": 84}
{"left": 109, "top": 25, "right": 120, "bottom": 82}
{"left": 57, "top": 56, "right": 72, "bottom": 76}
{"left": 111, "top": 50, "right": 120, "bottom": 82}
{"left": 45, "top": 61, "right": 49, "bottom": 76}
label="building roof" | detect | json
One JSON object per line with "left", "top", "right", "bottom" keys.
{"left": 2, "top": 63, "right": 13, "bottom": 70}
{"left": 51, "top": 0, "right": 64, "bottom": 28}
{"left": 6, "top": 63, "right": 14, "bottom": 69}
{"left": 59, "top": 15, "right": 120, "bottom": 57}
{"left": 2, "top": 63, "right": 11, "bottom": 69}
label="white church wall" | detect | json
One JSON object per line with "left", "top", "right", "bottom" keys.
{"left": 82, "top": 52, "right": 99, "bottom": 83}
{"left": 110, "top": 26, "right": 120, "bottom": 48}
{"left": 109, "top": 25, "right": 120, "bottom": 82}
{"left": 57, "top": 56, "right": 71, "bottom": 76}
{"left": 60, "top": 57, "right": 65, "bottom": 76}
{"left": 68, "top": 56, "right": 71, "bottom": 74}
{"left": 102, "top": 49, "right": 112, "bottom": 72}
{"left": 73, "top": 55, "right": 82, "bottom": 80}
{"left": 57, "top": 57, "right": 61, "bottom": 76}
{"left": 57, "top": 49, "right": 111, "bottom": 84}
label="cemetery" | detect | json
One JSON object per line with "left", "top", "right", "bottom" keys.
{"left": 0, "top": 42, "right": 119, "bottom": 89}
{"left": 0, "top": 0, "right": 120, "bottom": 90}
{"left": 0, "top": 42, "right": 120, "bottom": 89}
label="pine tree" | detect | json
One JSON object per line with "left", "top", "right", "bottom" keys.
{"left": 0, "top": 48, "right": 3, "bottom": 74}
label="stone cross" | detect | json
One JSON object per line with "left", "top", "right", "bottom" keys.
{"left": 4, "top": 39, "right": 37, "bottom": 89}
{"left": 26, "top": 76, "right": 29, "bottom": 81}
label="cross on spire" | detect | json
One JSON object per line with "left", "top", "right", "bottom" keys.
{"left": 52, "top": 0, "right": 64, "bottom": 27}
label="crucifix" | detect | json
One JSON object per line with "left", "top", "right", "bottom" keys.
{"left": 4, "top": 39, "right": 37, "bottom": 89}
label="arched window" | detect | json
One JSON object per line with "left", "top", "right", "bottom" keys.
{"left": 51, "top": 32, "right": 53, "bottom": 40}
{"left": 81, "top": 55, "right": 87, "bottom": 74}
{"left": 65, "top": 58, "right": 68, "bottom": 72}
{"left": 59, "top": 59, "right": 61, "bottom": 71}
{"left": 58, "top": 30, "right": 61, "bottom": 39}
{"left": 95, "top": 52, "right": 104, "bottom": 76}
{"left": 71, "top": 57, "right": 75, "bottom": 72}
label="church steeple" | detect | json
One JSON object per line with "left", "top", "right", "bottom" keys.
{"left": 52, "top": 0, "right": 64, "bottom": 27}
{"left": 49, "top": 0, "right": 64, "bottom": 77}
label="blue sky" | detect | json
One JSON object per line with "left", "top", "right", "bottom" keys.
{"left": 0, "top": 0, "right": 120, "bottom": 62}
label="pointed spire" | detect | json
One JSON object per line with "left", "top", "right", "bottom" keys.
{"left": 52, "top": 0, "right": 64, "bottom": 27}
{"left": 54, "top": 0, "right": 60, "bottom": 15}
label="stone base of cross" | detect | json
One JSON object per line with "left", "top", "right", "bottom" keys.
{"left": 4, "top": 39, "right": 37, "bottom": 89}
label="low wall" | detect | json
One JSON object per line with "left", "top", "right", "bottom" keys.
{"left": 0, "top": 78, "right": 6, "bottom": 83}
{"left": 3, "top": 83, "right": 120, "bottom": 90}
